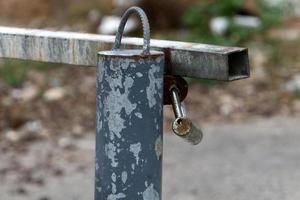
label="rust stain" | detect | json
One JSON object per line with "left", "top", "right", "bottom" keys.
{"left": 162, "top": 48, "right": 172, "bottom": 75}
{"left": 172, "top": 118, "right": 191, "bottom": 136}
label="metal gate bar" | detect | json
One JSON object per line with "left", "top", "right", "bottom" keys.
{"left": 0, "top": 26, "right": 249, "bottom": 81}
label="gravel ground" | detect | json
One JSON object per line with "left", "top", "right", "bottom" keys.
{"left": 1, "top": 116, "right": 300, "bottom": 200}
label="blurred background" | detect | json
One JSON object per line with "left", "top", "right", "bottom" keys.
{"left": 0, "top": 0, "right": 300, "bottom": 199}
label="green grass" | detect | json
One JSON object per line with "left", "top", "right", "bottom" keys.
{"left": 0, "top": 60, "right": 28, "bottom": 87}
{"left": 294, "top": 90, "right": 300, "bottom": 100}
{"left": 0, "top": 59, "right": 60, "bottom": 87}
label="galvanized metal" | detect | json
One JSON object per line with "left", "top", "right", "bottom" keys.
{"left": 95, "top": 7, "right": 164, "bottom": 200}
{"left": 0, "top": 26, "right": 249, "bottom": 81}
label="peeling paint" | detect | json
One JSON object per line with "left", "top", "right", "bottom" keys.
{"left": 136, "top": 72, "right": 143, "bottom": 77}
{"left": 105, "top": 62, "right": 137, "bottom": 140}
{"left": 146, "top": 64, "right": 162, "bottom": 108}
{"left": 96, "top": 111, "right": 103, "bottom": 135}
{"left": 135, "top": 112, "right": 143, "bottom": 119}
{"left": 96, "top": 187, "right": 102, "bottom": 193}
{"left": 111, "top": 173, "right": 117, "bottom": 182}
{"left": 130, "top": 143, "right": 142, "bottom": 165}
{"left": 107, "top": 193, "right": 126, "bottom": 200}
{"left": 107, "top": 113, "right": 125, "bottom": 139}
{"left": 154, "top": 136, "right": 162, "bottom": 160}
{"left": 105, "top": 143, "right": 118, "bottom": 167}
{"left": 112, "top": 183, "right": 117, "bottom": 194}
{"left": 96, "top": 51, "right": 164, "bottom": 199}
{"left": 121, "top": 171, "right": 128, "bottom": 184}
{"left": 142, "top": 184, "right": 159, "bottom": 200}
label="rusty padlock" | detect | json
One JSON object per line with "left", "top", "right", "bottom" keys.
{"left": 165, "top": 75, "right": 203, "bottom": 145}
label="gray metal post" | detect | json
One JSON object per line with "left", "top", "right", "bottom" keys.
{"left": 95, "top": 7, "right": 164, "bottom": 200}
{"left": 95, "top": 52, "right": 164, "bottom": 200}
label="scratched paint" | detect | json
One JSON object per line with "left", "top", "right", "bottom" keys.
{"left": 95, "top": 50, "right": 164, "bottom": 200}
{"left": 146, "top": 63, "right": 163, "bottom": 108}
{"left": 107, "top": 193, "right": 126, "bottom": 200}
{"left": 130, "top": 143, "right": 142, "bottom": 165}
{"left": 121, "top": 171, "right": 128, "bottom": 184}
{"left": 154, "top": 137, "right": 162, "bottom": 160}
{"left": 143, "top": 183, "right": 159, "bottom": 200}
{"left": 105, "top": 143, "right": 118, "bottom": 167}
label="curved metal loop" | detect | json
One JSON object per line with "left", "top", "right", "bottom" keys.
{"left": 113, "top": 7, "right": 150, "bottom": 55}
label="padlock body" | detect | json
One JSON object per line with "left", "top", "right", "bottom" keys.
{"left": 96, "top": 49, "right": 164, "bottom": 200}
{"left": 172, "top": 117, "right": 203, "bottom": 145}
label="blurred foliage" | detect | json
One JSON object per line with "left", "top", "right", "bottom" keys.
{"left": 183, "top": 0, "right": 285, "bottom": 45}
{"left": 265, "top": 38, "right": 300, "bottom": 86}
{"left": 0, "top": 59, "right": 59, "bottom": 87}
{"left": 0, "top": 60, "right": 28, "bottom": 87}
{"left": 185, "top": 77, "right": 222, "bottom": 86}
{"left": 294, "top": 90, "right": 300, "bottom": 100}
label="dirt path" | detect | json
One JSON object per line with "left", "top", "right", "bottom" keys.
{"left": 1, "top": 116, "right": 300, "bottom": 200}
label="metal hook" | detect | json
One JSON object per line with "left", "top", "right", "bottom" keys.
{"left": 113, "top": 6, "right": 150, "bottom": 55}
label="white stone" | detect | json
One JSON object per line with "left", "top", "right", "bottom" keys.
{"left": 233, "top": 15, "right": 262, "bottom": 28}
{"left": 58, "top": 137, "right": 75, "bottom": 149}
{"left": 210, "top": 16, "right": 229, "bottom": 35}
{"left": 43, "top": 87, "right": 66, "bottom": 102}
{"left": 285, "top": 75, "right": 300, "bottom": 92}
{"left": 97, "top": 16, "right": 137, "bottom": 35}
{"left": 5, "top": 130, "right": 20, "bottom": 142}
{"left": 10, "top": 84, "right": 38, "bottom": 102}
{"left": 23, "top": 120, "right": 42, "bottom": 133}
{"left": 210, "top": 15, "right": 261, "bottom": 36}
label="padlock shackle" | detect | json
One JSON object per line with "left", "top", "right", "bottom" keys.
{"left": 113, "top": 7, "right": 150, "bottom": 55}
{"left": 170, "top": 86, "right": 185, "bottom": 119}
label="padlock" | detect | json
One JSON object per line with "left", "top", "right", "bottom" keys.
{"left": 167, "top": 77, "right": 203, "bottom": 145}
{"left": 96, "top": 7, "right": 165, "bottom": 199}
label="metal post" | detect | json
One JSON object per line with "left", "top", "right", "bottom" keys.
{"left": 95, "top": 7, "right": 164, "bottom": 200}
{"left": 95, "top": 53, "right": 164, "bottom": 199}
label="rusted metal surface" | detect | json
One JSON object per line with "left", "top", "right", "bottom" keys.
{"left": 172, "top": 118, "right": 203, "bottom": 145}
{"left": 0, "top": 26, "right": 249, "bottom": 81}
{"left": 163, "top": 75, "right": 188, "bottom": 105}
